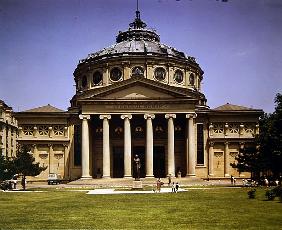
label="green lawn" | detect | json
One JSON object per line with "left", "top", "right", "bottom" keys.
{"left": 0, "top": 187, "right": 281, "bottom": 229}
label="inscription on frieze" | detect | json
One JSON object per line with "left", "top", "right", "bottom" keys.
{"left": 111, "top": 104, "right": 168, "bottom": 110}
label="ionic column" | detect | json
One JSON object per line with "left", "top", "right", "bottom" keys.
{"left": 121, "top": 114, "right": 132, "bottom": 178}
{"left": 224, "top": 141, "right": 229, "bottom": 177}
{"left": 79, "top": 114, "right": 91, "bottom": 179}
{"left": 165, "top": 114, "right": 176, "bottom": 177}
{"left": 100, "top": 115, "right": 111, "bottom": 178}
{"left": 208, "top": 141, "right": 214, "bottom": 176}
{"left": 144, "top": 114, "right": 155, "bottom": 178}
{"left": 186, "top": 113, "right": 197, "bottom": 177}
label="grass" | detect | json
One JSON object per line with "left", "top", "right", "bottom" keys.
{"left": 0, "top": 187, "right": 281, "bottom": 229}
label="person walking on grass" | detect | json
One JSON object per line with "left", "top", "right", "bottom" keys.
{"left": 175, "top": 182, "right": 179, "bottom": 193}
{"left": 171, "top": 182, "right": 176, "bottom": 193}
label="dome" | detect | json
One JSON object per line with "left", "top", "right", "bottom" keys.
{"left": 73, "top": 9, "right": 204, "bottom": 97}
{"left": 78, "top": 10, "right": 197, "bottom": 65}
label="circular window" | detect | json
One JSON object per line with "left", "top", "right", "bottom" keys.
{"left": 132, "top": 66, "right": 144, "bottom": 76}
{"left": 154, "top": 67, "right": 166, "bottom": 81}
{"left": 82, "top": 76, "right": 87, "bottom": 88}
{"left": 110, "top": 67, "right": 122, "bottom": 81}
{"left": 189, "top": 73, "right": 195, "bottom": 85}
{"left": 174, "top": 70, "right": 184, "bottom": 83}
{"left": 93, "top": 71, "right": 102, "bottom": 85}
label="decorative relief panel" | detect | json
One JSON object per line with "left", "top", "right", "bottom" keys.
{"left": 213, "top": 123, "right": 224, "bottom": 134}
{"left": 23, "top": 125, "right": 33, "bottom": 136}
{"left": 54, "top": 125, "right": 64, "bottom": 136}
{"left": 244, "top": 123, "right": 255, "bottom": 134}
{"left": 229, "top": 123, "right": 239, "bottom": 134}
{"left": 38, "top": 125, "right": 49, "bottom": 136}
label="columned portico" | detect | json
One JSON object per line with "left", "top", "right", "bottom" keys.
{"left": 121, "top": 114, "right": 132, "bottom": 178}
{"left": 100, "top": 114, "right": 111, "bottom": 178}
{"left": 79, "top": 114, "right": 91, "bottom": 179}
{"left": 165, "top": 114, "right": 176, "bottom": 177}
{"left": 144, "top": 114, "right": 155, "bottom": 178}
{"left": 186, "top": 113, "right": 197, "bottom": 177}
{"left": 224, "top": 141, "right": 229, "bottom": 177}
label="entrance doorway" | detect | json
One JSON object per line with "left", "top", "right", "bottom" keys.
{"left": 153, "top": 146, "right": 166, "bottom": 178}
{"left": 132, "top": 146, "right": 146, "bottom": 178}
{"left": 113, "top": 146, "right": 124, "bottom": 178}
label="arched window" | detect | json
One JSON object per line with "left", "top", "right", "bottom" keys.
{"left": 93, "top": 71, "right": 103, "bottom": 85}
{"left": 174, "top": 70, "right": 184, "bottom": 83}
{"left": 154, "top": 67, "right": 166, "bottom": 81}
{"left": 82, "top": 76, "right": 88, "bottom": 88}
{"left": 110, "top": 67, "right": 122, "bottom": 81}
{"left": 189, "top": 73, "right": 195, "bottom": 86}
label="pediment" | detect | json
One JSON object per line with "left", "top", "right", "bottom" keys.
{"left": 78, "top": 77, "right": 199, "bottom": 101}
{"left": 102, "top": 85, "right": 174, "bottom": 99}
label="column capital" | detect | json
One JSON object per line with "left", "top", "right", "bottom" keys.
{"left": 63, "top": 143, "right": 68, "bottom": 147}
{"left": 99, "top": 114, "right": 111, "bottom": 120}
{"left": 186, "top": 113, "right": 197, "bottom": 119}
{"left": 121, "top": 114, "right": 132, "bottom": 120}
{"left": 33, "top": 126, "right": 37, "bottom": 130}
{"left": 224, "top": 141, "right": 229, "bottom": 146}
{"left": 32, "top": 144, "right": 37, "bottom": 148}
{"left": 165, "top": 113, "right": 176, "bottom": 119}
{"left": 48, "top": 143, "right": 53, "bottom": 147}
{"left": 144, "top": 114, "right": 155, "bottom": 120}
{"left": 79, "top": 114, "right": 91, "bottom": 120}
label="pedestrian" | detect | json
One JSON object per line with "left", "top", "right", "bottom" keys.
{"left": 156, "top": 178, "right": 161, "bottom": 193}
{"left": 171, "top": 182, "right": 176, "bottom": 193}
{"left": 175, "top": 182, "right": 179, "bottom": 193}
{"left": 230, "top": 175, "right": 234, "bottom": 185}
{"left": 264, "top": 178, "right": 269, "bottom": 187}
{"left": 168, "top": 174, "right": 171, "bottom": 186}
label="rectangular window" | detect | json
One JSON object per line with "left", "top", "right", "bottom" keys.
{"left": 74, "top": 125, "right": 82, "bottom": 166}
{"left": 197, "top": 123, "right": 204, "bottom": 165}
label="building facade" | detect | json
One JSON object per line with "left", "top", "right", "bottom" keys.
{"left": 0, "top": 100, "right": 18, "bottom": 158}
{"left": 14, "top": 11, "right": 263, "bottom": 180}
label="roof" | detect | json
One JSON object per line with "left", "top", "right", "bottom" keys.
{"left": 22, "top": 104, "right": 65, "bottom": 113}
{"left": 213, "top": 103, "right": 257, "bottom": 111}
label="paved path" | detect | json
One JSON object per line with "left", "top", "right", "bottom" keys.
{"left": 87, "top": 187, "right": 187, "bottom": 195}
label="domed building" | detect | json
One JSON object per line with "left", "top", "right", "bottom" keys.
{"left": 15, "top": 10, "right": 263, "bottom": 181}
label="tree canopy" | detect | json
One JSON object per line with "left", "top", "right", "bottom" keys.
{"left": 231, "top": 93, "right": 282, "bottom": 179}
{"left": 0, "top": 145, "right": 46, "bottom": 190}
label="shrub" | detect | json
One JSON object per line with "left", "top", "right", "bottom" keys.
{"left": 248, "top": 189, "right": 256, "bottom": 199}
{"left": 265, "top": 190, "right": 275, "bottom": 201}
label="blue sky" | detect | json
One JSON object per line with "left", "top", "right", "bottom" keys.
{"left": 0, "top": 0, "right": 281, "bottom": 113}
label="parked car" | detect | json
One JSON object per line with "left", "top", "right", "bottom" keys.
{"left": 245, "top": 179, "right": 255, "bottom": 187}
{"left": 47, "top": 173, "right": 62, "bottom": 185}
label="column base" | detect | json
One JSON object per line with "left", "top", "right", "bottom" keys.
{"left": 146, "top": 175, "right": 154, "bottom": 178}
{"left": 225, "top": 174, "right": 230, "bottom": 177}
{"left": 102, "top": 176, "right": 111, "bottom": 179}
{"left": 208, "top": 174, "right": 214, "bottom": 176}
{"left": 124, "top": 175, "right": 132, "bottom": 178}
{"left": 186, "top": 174, "right": 196, "bottom": 178}
{"left": 81, "top": 176, "right": 92, "bottom": 180}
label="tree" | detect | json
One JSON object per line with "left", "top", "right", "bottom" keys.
{"left": 231, "top": 93, "right": 282, "bottom": 179}
{"left": 0, "top": 155, "right": 16, "bottom": 181}
{"left": 13, "top": 145, "right": 46, "bottom": 190}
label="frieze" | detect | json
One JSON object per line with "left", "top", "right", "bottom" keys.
{"left": 111, "top": 104, "right": 168, "bottom": 110}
